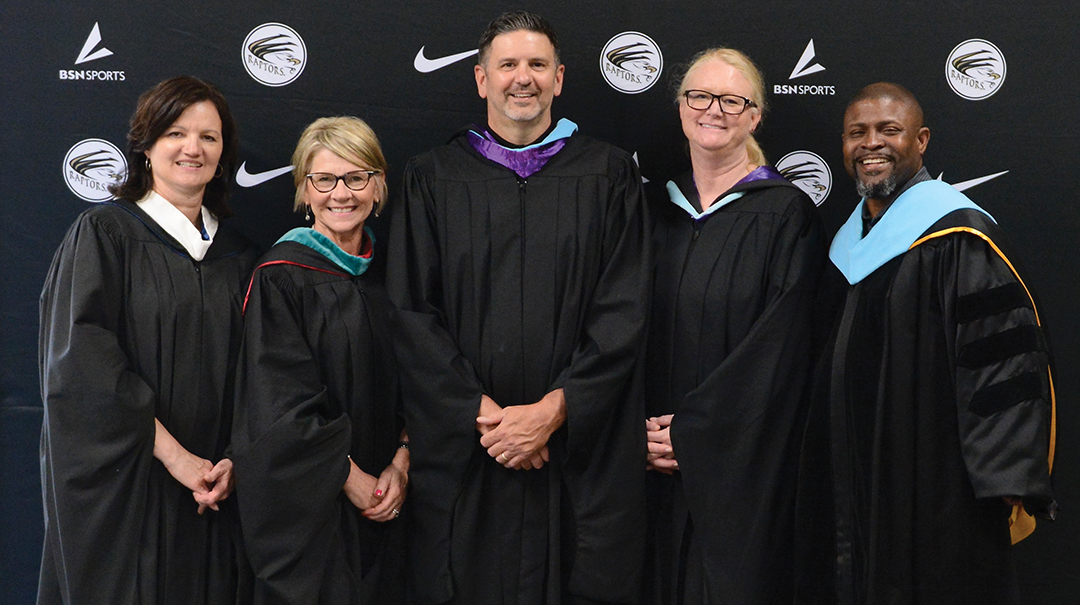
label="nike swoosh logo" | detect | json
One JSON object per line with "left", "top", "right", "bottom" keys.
{"left": 937, "top": 170, "right": 1009, "bottom": 192}
{"left": 236, "top": 162, "right": 294, "bottom": 187}
{"left": 414, "top": 46, "right": 479, "bottom": 73}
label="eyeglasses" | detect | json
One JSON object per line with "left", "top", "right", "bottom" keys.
{"left": 683, "top": 90, "right": 757, "bottom": 114}
{"left": 306, "top": 170, "right": 381, "bottom": 192}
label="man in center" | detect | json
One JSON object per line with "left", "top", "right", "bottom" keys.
{"left": 387, "top": 11, "right": 651, "bottom": 605}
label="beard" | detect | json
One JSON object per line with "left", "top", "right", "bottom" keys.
{"left": 854, "top": 170, "right": 903, "bottom": 200}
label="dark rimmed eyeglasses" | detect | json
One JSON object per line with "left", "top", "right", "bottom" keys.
{"left": 306, "top": 170, "right": 381, "bottom": 193}
{"left": 683, "top": 90, "right": 757, "bottom": 114}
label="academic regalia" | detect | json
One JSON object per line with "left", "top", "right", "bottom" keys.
{"left": 643, "top": 169, "right": 825, "bottom": 604}
{"left": 231, "top": 230, "right": 404, "bottom": 605}
{"left": 38, "top": 199, "right": 258, "bottom": 604}
{"left": 794, "top": 180, "right": 1056, "bottom": 605}
{"left": 386, "top": 125, "right": 651, "bottom": 605}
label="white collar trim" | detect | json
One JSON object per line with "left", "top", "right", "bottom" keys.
{"left": 136, "top": 191, "right": 219, "bottom": 261}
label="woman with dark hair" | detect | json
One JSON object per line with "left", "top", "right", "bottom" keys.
{"left": 643, "top": 49, "right": 825, "bottom": 603}
{"left": 232, "top": 116, "right": 406, "bottom": 604}
{"left": 38, "top": 76, "right": 257, "bottom": 604}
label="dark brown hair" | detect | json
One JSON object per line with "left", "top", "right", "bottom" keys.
{"left": 477, "top": 11, "right": 560, "bottom": 67}
{"left": 109, "top": 76, "right": 238, "bottom": 218}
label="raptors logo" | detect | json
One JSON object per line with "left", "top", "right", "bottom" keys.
{"left": 242, "top": 23, "right": 307, "bottom": 87}
{"left": 776, "top": 151, "right": 833, "bottom": 206}
{"left": 599, "top": 32, "right": 663, "bottom": 94}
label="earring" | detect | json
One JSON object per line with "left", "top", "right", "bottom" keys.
{"left": 304, "top": 205, "right": 311, "bottom": 221}
{"left": 214, "top": 164, "right": 224, "bottom": 178}
{"left": 374, "top": 200, "right": 380, "bottom": 218}
{"left": 145, "top": 157, "right": 152, "bottom": 172}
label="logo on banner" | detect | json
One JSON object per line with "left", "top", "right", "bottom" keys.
{"left": 939, "top": 170, "right": 1009, "bottom": 192}
{"left": 774, "top": 40, "right": 834, "bottom": 96}
{"left": 776, "top": 151, "right": 832, "bottom": 206}
{"left": 946, "top": 39, "right": 1006, "bottom": 100}
{"left": 63, "top": 139, "right": 127, "bottom": 202}
{"left": 600, "top": 32, "right": 663, "bottom": 94}
{"left": 59, "top": 22, "right": 125, "bottom": 81}
{"left": 414, "top": 47, "right": 479, "bottom": 73}
{"left": 243, "top": 23, "right": 307, "bottom": 87}
{"left": 236, "top": 161, "right": 294, "bottom": 187}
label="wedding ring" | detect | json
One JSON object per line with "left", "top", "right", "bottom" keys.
{"left": 392, "top": 508, "right": 400, "bottom": 518}
{"left": 498, "top": 453, "right": 509, "bottom": 463}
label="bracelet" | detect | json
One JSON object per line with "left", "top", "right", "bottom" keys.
{"left": 398, "top": 441, "right": 410, "bottom": 450}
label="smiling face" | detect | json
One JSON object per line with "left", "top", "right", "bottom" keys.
{"left": 304, "top": 147, "right": 381, "bottom": 250}
{"left": 842, "top": 96, "right": 930, "bottom": 203}
{"left": 475, "top": 29, "right": 564, "bottom": 144}
{"left": 679, "top": 58, "right": 761, "bottom": 159}
{"left": 144, "top": 100, "right": 223, "bottom": 203}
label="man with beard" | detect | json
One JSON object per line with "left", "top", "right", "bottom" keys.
{"left": 387, "top": 11, "right": 650, "bottom": 605}
{"left": 794, "top": 82, "right": 1056, "bottom": 605}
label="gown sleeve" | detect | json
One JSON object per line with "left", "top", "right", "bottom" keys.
{"left": 385, "top": 157, "right": 486, "bottom": 599}
{"left": 947, "top": 232, "right": 1054, "bottom": 510}
{"left": 553, "top": 152, "right": 653, "bottom": 463}
{"left": 38, "top": 212, "right": 157, "bottom": 602}
{"left": 231, "top": 265, "right": 353, "bottom": 602}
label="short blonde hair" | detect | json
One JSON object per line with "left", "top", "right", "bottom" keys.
{"left": 676, "top": 48, "right": 768, "bottom": 167}
{"left": 292, "top": 116, "right": 389, "bottom": 215}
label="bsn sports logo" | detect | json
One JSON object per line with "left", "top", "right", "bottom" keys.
{"left": 63, "top": 139, "right": 127, "bottom": 202}
{"left": 59, "top": 22, "right": 125, "bottom": 82}
{"left": 600, "top": 32, "right": 663, "bottom": 94}
{"left": 773, "top": 40, "right": 834, "bottom": 96}
{"left": 776, "top": 151, "right": 832, "bottom": 206}
{"left": 946, "top": 39, "right": 1006, "bottom": 100}
{"left": 243, "top": 23, "right": 307, "bottom": 87}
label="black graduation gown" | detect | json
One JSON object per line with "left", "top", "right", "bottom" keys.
{"left": 387, "top": 132, "right": 651, "bottom": 605}
{"left": 643, "top": 172, "right": 825, "bottom": 604}
{"left": 38, "top": 200, "right": 258, "bottom": 604}
{"left": 231, "top": 241, "right": 404, "bottom": 605}
{"left": 794, "top": 209, "right": 1055, "bottom": 605}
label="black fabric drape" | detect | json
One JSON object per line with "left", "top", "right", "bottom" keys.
{"left": 231, "top": 241, "right": 404, "bottom": 605}
{"left": 644, "top": 173, "right": 825, "bottom": 604}
{"left": 38, "top": 200, "right": 257, "bottom": 604}
{"left": 387, "top": 132, "right": 651, "bottom": 605}
{"left": 795, "top": 209, "right": 1054, "bottom": 605}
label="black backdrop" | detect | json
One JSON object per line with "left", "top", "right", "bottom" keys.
{"left": 2, "top": 2, "right": 1077, "bottom": 602}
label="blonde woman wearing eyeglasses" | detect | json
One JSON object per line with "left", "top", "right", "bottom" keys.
{"left": 232, "top": 116, "right": 407, "bottom": 604}
{"left": 643, "top": 49, "right": 826, "bottom": 604}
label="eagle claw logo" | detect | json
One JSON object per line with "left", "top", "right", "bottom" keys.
{"left": 946, "top": 39, "right": 1006, "bottom": 101}
{"left": 600, "top": 32, "right": 663, "bottom": 94}
{"left": 776, "top": 151, "right": 832, "bottom": 206}
{"left": 243, "top": 23, "right": 307, "bottom": 87}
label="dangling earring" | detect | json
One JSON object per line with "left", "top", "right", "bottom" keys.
{"left": 145, "top": 157, "right": 152, "bottom": 172}
{"left": 214, "top": 164, "right": 224, "bottom": 178}
{"left": 374, "top": 200, "right": 380, "bottom": 218}
{"left": 304, "top": 205, "right": 311, "bottom": 221}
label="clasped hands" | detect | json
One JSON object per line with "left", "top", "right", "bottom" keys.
{"left": 343, "top": 444, "right": 409, "bottom": 522}
{"left": 155, "top": 418, "right": 234, "bottom": 514}
{"left": 477, "top": 389, "right": 566, "bottom": 470}
{"left": 646, "top": 414, "right": 678, "bottom": 474}
{"left": 162, "top": 448, "right": 235, "bottom": 515}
